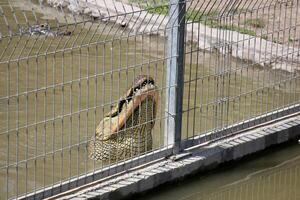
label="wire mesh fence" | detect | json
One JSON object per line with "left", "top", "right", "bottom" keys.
{"left": 181, "top": 0, "right": 300, "bottom": 142}
{"left": 0, "top": 0, "right": 299, "bottom": 199}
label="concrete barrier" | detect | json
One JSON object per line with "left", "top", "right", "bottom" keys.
{"left": 48, "top": 113, "right": 300, "bottom": 200}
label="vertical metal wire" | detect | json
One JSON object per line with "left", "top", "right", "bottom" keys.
{"left": 93, "top": 42, "right": 98, "bottom": 175}
{"left": 192, "top": 0, "right": 206, "bottom": 139}
{"left": 68, "top": 49, "right": 73, "bottom": 185}
{"left": 6, "top": 62, "right": 10, "bottom": 200}
{"left": 42, "top": 54, "right": 46, "bottom": 197}
{"left": 292, "top": 0, "right": 299, "bottom": 107}
{"left": 51, "top": 52, "right": 55, "bottom": 195}
{"left": 102, "top": 38, "right": 107, "bottom": 169}
{"left": 34, "top": 51, "right": 38, "bottom": 196}
{"left": 116, "top": 38, "right": 121, "bottom": 163}
{"left": 186, "top": 1, "right": 197, "bottom": 139}
{"left": 25, "top": 42, "right": 29, "bottom": 198}
{"left": 78, "top": 45, "right": 82, "bottom": 178}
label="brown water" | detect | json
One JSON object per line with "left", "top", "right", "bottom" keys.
{"left": 0, "top": 1, "right": 166, "bottom": 198}
{"left": 0, "top": 0, "right": 299, "bottom": 199}
{"left": 137, "top": 142, "right": 300, "bottom": 200}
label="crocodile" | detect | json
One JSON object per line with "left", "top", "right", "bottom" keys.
{"left": 88, "top": 75, "right": 158, "bottom": 161}
{"left": 19, "top": 23, "right": 72, "bottom": 36}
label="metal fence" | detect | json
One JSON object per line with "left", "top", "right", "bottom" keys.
{"left": 0, "top": 0, "right": 299, "bottom": 199}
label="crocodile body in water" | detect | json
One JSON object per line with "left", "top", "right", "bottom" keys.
{"left": 19, "top": 23, "right": 72, "bottom": 36}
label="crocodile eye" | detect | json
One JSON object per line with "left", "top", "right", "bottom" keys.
{"left": 147, "top": 80, "right": 154, "bottom": 85}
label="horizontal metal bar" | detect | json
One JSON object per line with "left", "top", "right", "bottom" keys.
{"left": 18, "top": 146, "right": 173, "bottom": 200}
{"left": 19, "top": 103, "right": 300, "bottom": 200}
{"left": 181, "top": 103, "right": 300, "bottom": 149}
{"left": 182, "top": 77, "right": 300, "bottom": 114}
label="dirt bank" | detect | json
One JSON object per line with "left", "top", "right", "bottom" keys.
{"left": 45, "top": 0, "right": 300, "bottom": 72}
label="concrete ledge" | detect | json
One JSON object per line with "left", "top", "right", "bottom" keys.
{"left": 49, "top": 114, "right": 300, "bottom": 200}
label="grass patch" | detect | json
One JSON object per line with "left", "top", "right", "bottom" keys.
{"left": 216, "top": 24, "right": 257, "bottom": 36}
{"left": 244, "top": 18, "right": 266, "bottom": 28}
{"left": 144, "top": 6, "right": 258, "bottom": 37}
{"left": 146, "top": 4, "right": 169, "bottom": 15}
{"left": 185, "top": 9, "right": 219, "bottom": 22}
{"left": 186, "top": 10, "right": 257, "bottom": 37}
{"left": 288, "top": 36, "right": 298, "bottom": 42}
{"left": 261, "top": 34, "right": 268, "bottom": 40}
{"left": 134, "top": 2, "right": 268, "bottom": 39}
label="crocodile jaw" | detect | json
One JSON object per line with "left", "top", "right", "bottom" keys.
{"left": 110, "top": 84, "right": 158, "bottom": 135}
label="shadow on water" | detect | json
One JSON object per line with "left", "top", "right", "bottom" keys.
{"left": 133, "top": 140, "right": 300, "bottom": 200}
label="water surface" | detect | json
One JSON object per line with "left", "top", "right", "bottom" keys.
{"left": 137, "top": 142, "right": 300, "bottom": 200}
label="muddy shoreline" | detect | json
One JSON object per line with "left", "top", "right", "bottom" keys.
{"left": 44, "top": 0, "right": 300, "bottom": 72}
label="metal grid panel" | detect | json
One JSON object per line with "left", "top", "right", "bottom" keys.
{"left": 0, "top": 0, "right": 170, "bottom": 198}
{"left": 0, "top": 0, "right": 299, "bottom": 199}
{"left": 182, "top": 0, "right": 300, "bottom": 141}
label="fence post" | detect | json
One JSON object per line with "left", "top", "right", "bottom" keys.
{"left": 164, "top": 0, "right": 186, "bottom": 154}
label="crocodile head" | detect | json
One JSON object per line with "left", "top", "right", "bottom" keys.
{"left": 88, "top": 75, "right": 158, "bottom": 161}
{"left": 29, "top": 24, "right": 51, "bottom": 35}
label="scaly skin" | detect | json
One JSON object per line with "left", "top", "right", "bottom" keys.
{"left": 88, "top": 75, "right": 158, "bottom": 161}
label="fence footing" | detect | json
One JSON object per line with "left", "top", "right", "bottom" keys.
{"left": 46, "top": 113, "right": 300, "bottom": 200}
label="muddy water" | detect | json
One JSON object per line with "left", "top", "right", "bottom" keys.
{"left": 0, "top": 1, "right": 168, "bottom": 198}
{"left": 0, "top": 0, "right": 299, "bottom": 199}
{"left": 137, "top": 142, "right": 300, "bottom": 200}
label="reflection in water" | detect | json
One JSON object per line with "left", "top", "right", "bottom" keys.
{"left": 138, "top": 142, "right": 300, "bottom": 200}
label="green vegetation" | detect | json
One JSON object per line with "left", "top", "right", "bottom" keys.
{"left": 272, "top": 39, "right": 283, "bottom": 44}
{"left": 144, "top": 5, "right": 260, "bottom": 38}
{"left": 288, "top": 36, "right": 298, "bottom": 42}
{"left": 244, "top": 18, "right": 266, "bottom": 28}
{"left": 185, "top": 10, "right": 258, "bottom": 37}
{"left": 146, "top": 4, "right": 169, "bottom": 15}
{"left": 185, "top": 9, "right": 219, "bottom": 22}
{"left": 215, "top": 24, "right": 256, "bottom": 36}
{"left": 261, "top": 34, "right": 268, "bottom": 40}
